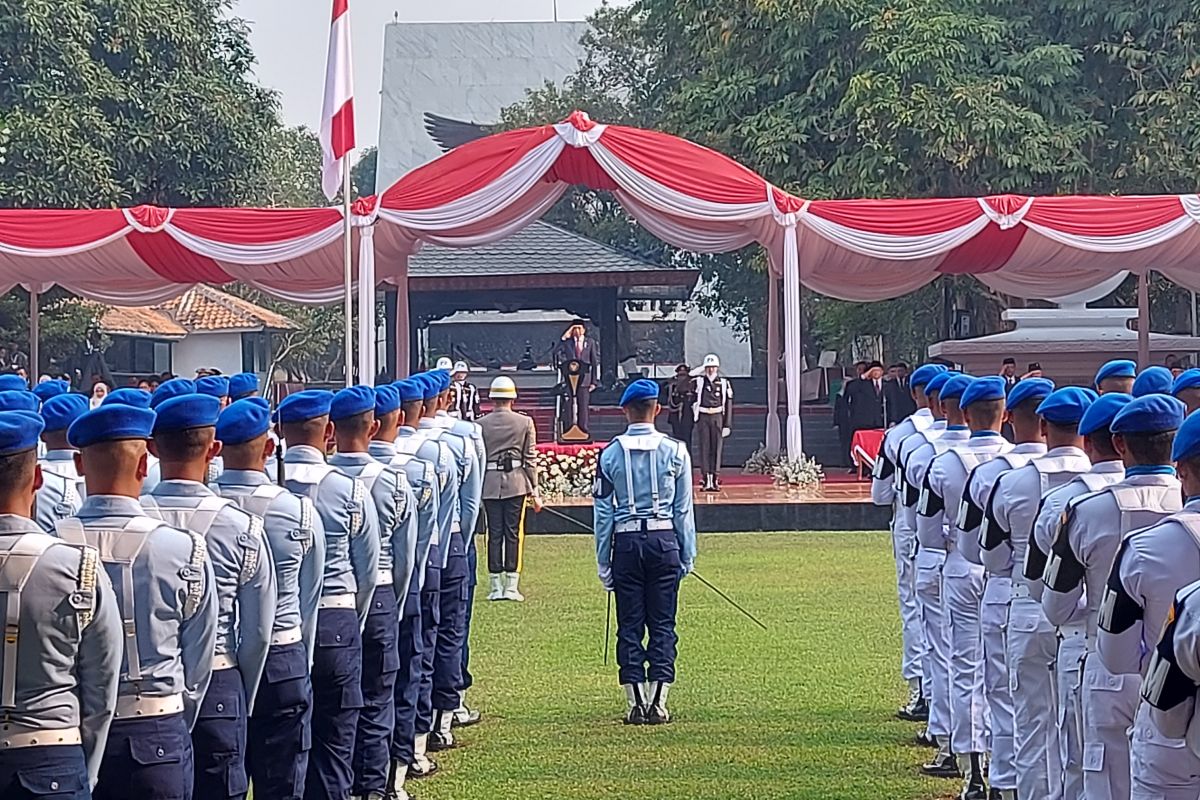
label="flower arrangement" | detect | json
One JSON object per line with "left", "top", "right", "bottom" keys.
{"left": 742, "top": 444, "right": 783, "bottom": 475}
{"left": 771, "top": 454, "right": 825, "bottom": 489}
{"left": 535, "top": 446, "right": 600, "bottom": 499}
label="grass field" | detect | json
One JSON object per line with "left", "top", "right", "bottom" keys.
{"left": 419, "top": 531, "right": 946, "bottom": 800}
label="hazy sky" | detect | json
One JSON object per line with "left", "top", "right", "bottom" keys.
{"left": 235, "top": 0, "right": 622, "bottom": 147}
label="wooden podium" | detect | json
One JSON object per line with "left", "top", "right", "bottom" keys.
{"left": 559, "top": 359, "right": 591, "bottom": 442}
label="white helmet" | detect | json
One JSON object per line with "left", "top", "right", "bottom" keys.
{"left": 490, "top": 376, "right": 517, "bottom": 399}
{"left": 435, "top": 357, "right": 453, "bottom": 371}
{"left": 703, "top": 353, "right": 720, "bottom": 369}
{"left": 452, "top": 360, "right": 469, "bottom": 375}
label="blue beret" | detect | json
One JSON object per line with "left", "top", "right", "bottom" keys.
{"left": 436, "top": 370, "right": 452, "bottom": 392}
{"left": 32, "top": 379, "right": 69, "bottom": 402}
{"left": 960, "top": 376, "right": 1007, "bottom": 408}
{"left": 0, "top": 391, "right": 39, "bottom": 413}
{"left": 413, "top": 374, "right": 440, "bottom": 402}
{"left": 910, "top": 364, "right": 948, "bottom": 388}
{"left": 68, "top": 404, "right": 155, "bottom": 448}
{"left": 331, "top": 385, "right": 376, "bottom": 422}
{"left": 374, "top": 384, "right": 400, "bottom": 416}
{"left": 152, "top": 394, "right": 221, "bottom": 434}
{"left": 0, "top": 375, "right": 27, "bottom": 392}
{"left": 0, "top": 410, "right": 44, "bottom": 456}
{"left": 1173, "top": 368, "right": 1200, "bottom": 396}
{"left": 1132, "top": 366, "right": 1174, "bottom": 398}
{"left": 1110, "top": 394, "right": 1186, "bottom": 435}
{"left": 1037, "top": 387, "right": 1096, "bottom": 425}
{"left": 196, "top": 375, "right": 230, "bottom": 399}
{"left": 620, "top": 379, "right": 661, "bottom": 407}
{"left": 1006, "top": 377, "right": 1056, "bottom": 410}
{"left": 939, "top": 374, "right": 975, "bottom": 402}
{"left": 1079, "top": 393, "right": 1133, "bottom": 436}
{"left": 151, "top": 378, "right": 196, "bottom": 409}
{"left": 1174, "top": 410, "right": 1200, "bottom": 461}
{"left": 276, "top": 390, "right": 334, "bottom": 424}
{"left": 217, "top": 398, "right": 271, "bottom": 445}
{"left": 393, "top": 379, "right": 424, "bottom": 405}
{"left": 229, "top": 373, "right": 259, "bottom": 400}
{"left": 1095, "top": 359, "right": 1137, "bottom": 387}
{"left": 103, "top": 388, "right": 152, "bottom": 409}
{"left": 924, "top": 371, "right": 957, "bottom": 397}
{"left": 40, "top": 393, "right": 89, "bottom": 432}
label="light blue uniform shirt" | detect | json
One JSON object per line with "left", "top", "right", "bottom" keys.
{"left": 34, "top": 469, "right": 84, "bottom": 534}
{"left": 593, "top": 423, "right": 698, "bottom": 576}
{"left": 40, "top": 448, "right": 83, "bottom": 482}
{"left": 283, "top": 444, "right": 381, "bottom": 625}
{"left": 418, "top": 417, "right": 477, "bottom": 538}
{"left": 435, "top": 411, "right": 485, "bottom": 533}
{"left": 397, "top": 426, "right": 458, "bottom": 567}
{"left": 371, "top": 439, "right": 439, "bottom": 593}
{"left": 141, "top": 480, "right": 277, "bottom": 709}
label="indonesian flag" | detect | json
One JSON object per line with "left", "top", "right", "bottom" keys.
{"left": 320, "top": 0, "right": 355, "bottom": 200}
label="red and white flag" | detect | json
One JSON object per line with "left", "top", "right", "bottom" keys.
{"left": 320, "top": 0, "right": 355, "bottom": 200}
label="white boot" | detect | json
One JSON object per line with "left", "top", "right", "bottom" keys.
{"left": 387, "top": 759, "right": 411, "bottom": 800}
{"left": 487, "top": 573, "right": 504, "bottom": 601}
{"left": 503, "top": 571, "right": 524, "bottom": 602}
{"left": 429, "top": 709, "right": 455, "bottom": 751}
{"left": 646, "top": 680, "right": 671, "bottom": 724}
{"left": 623, "top": 683, "right": 647, "bottom": 725}
{"left": 452, "top": 689, "right": 481, "bottom": 727}
{"left": 409, "top": 733, "right": 438, "bottom": 778}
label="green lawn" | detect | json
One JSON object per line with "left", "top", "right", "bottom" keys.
{"left": 421, "top": 531, "right": 946, "bottom": 800}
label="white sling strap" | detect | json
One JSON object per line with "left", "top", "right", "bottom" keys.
{"left": 1172, "top": 511, "right": 1200, "bottom": 555}
{"left": 614, "top": 433, "right": 667, "bottom": 517}
{"left": 0, "top": 534, "right": 57, "bottom": 708}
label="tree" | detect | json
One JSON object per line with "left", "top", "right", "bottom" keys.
{"left": 352, "top": 147, "right": 378, "bottom": 197}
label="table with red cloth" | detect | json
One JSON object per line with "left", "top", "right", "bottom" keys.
{"left": 850, "top": 428, "right": 885, "bottom": 478}
{"left": 536, "top": 442, "right": 607, "bottom": 457}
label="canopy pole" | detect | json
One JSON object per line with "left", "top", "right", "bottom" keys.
{"left": 28, "top": 288, "right": 38, "bottom": 382}
{"left": 342, "top": 156, "right": 354, "bottom": 387}
{"left": 1137, "top": 270, "right": 1150, "bottom": 368}
{"left": 764, "top": 272, "right": 781, "bottom": 456}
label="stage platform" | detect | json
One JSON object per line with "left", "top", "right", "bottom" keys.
{"left": 526, "top": 473, "right": 890, "bottom": 533}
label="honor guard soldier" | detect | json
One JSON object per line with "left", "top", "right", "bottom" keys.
{"left": 1141, "top": 580, "right": 1200, "bottom": 764}
{"left": 1042, "top": 394, "right": 1185, "bottom": 800}
{"left": 276, "top": 390, "right": 382, "bottom": 800}
{"left": 0, "top": 390, "right": 82, "bottom": 534}
{"left": 1095, "top": 359, "right": 1137, "bottom": 395}
{"left": 143, "top": 379, "right": 196, "bottom": 494}
{"left": 479, "top": 376, "right": 541, "bottom": 603}
{"left": 692, "top": 354, "right": 732, "bottom": 492}
{"left": 215, "top": 397, "right": 326, "bottom": 800}
{"left": 449, "top": 362, "right": 480, "bottom": 422}
{"left": 228, "top": 373, "right": 259, "bottom": 402}
{"left": 196, "top": 375, "right": 232, "bottom": 409}
{"left": 872, "top": 362, "right": 945, "bottom": 722}
{"left": 1133, "top": 366, "right": 1175, "bottom": 398}
{"left": 1174, "top": 369, "right": 1200, "bottom": 415}
{"left": 0, "top": 410, "right": 122, "bottom": 798}
{"left": 958, "top": 377, "right": 1054, "bottom": 800}
{"left": 31, "top": 378, "right": 69, "bottom": 405}
{"left": 140, "top": 393, "right": 277, "bottom": 800}
{"left": 1099, "top": 406, "right": 1200, "bottom": 798}
{"left": 918, "top": 375, "right": 1013, "bottom": 798}
{"left": 593, "top": 379, "right": 697, "bottom": 725}
{"left": 60, "top": 401, "right": 219, "bottom": 800}
{"left": 980, "top": 387, "right": 1094, "bottom": 800}
{"left": 328, "top": 385, "right": 418, "bottom": 800}
{"left": 39, "top": 393, "right": 88, "bottom": 483}
{"left": 1026, "top": 392, "right": 1130, "bottom": 800}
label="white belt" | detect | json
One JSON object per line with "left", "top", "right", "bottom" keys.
{"left": 616, "top": 518, "right": 674, "bottom": 533}
{"left": 376, "top": 569, "right": 394, "bottom": 586}
{"left": 212, "top": 653, "right": 237, "bottom": 670}
{"left": 318, "top": 594, "right": 356, "bottom": 610}
{"left": 698, "top": 407, "right": 724, "bottom": 415}
{"left": 271, "top": 626, "right": 303, "bottom": 646}
{"left": 1012, "top": 583, "right": 1033, "bottom": 600}
{"left": 0, "top": 724, "right": 82, "bottom": 749}
{"left": 114, "top": 693, "right": 185, "bottom": 719}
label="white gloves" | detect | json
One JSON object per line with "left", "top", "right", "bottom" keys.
{"left": 598, "top": 565, "right": 614, "bottom": 592}
{"left": 721, "top": 427, "right": 731, "bottom": 438}
{"left": 681, "top": 560, "right": 695, "bottom": 576}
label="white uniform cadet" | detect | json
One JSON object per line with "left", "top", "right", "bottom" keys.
{"left": 1142, "top": 580, "right": 1200, "bottom": 761}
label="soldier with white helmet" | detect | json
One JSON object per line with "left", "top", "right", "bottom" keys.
{"left": 449, "top": 361, "right": 481, "bottom": 422}
{"left": 692, "top": 354, "right": 732, "bottom": 492}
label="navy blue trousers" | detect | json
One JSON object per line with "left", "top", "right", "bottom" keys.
{"left": 247, "top": 641, "right": 312, "bottom": 800}
{"left": 390, "top": 586, "right": 424, "bottom": 764}
{"left": 304, "top": 607, "right": 363, "bottom": 800}
{"left": 612, "top": 529, "right": 682, "bottom": 686}
{"left": 460, "top": 533, "right": 477, "bottom": 692}
{"left": 415, "top": 544, "right": 442, "bottom": 735}
{"left": 193, "top": 667, "right": 248, "bottom": 800}
{"left": 95, "top": 713, "right": 194, "bottom": 800}
{"left": 0, "top": 744, "right": 89, "bottom": 799}
{"left": 433, "top": 533, "right": 469, "bottom": 712}
{"left": 352, "top": 585, "right": 400, "bottom": 795}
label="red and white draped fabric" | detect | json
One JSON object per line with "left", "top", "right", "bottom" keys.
{"left": 320, "top": 0, "right": 355, "bottom": 200}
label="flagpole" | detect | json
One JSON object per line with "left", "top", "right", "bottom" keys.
{"left": 343, "top": 154, "right": 354, "bottom": 387}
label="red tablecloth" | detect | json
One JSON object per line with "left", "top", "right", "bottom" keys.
{"left": 536, "top": 442, "right": 607, "bottom": 457}
{"left": 851, "top": 429, "right": 885, "bottom": 472}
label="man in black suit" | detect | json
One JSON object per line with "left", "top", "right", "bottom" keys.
{"left": 846, "top": 360, "right": 886, "bottom": 434}
{"left": 554, "top": 319, "right": 599, "bottom": 434}
{"left": 883, "top": 362, "right": 916, "bottom": 426}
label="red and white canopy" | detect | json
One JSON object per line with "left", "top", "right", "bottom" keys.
{"left": 7, "top": 111, "right": 1200, "bottom": 456}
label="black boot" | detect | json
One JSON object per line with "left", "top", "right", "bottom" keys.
{"left": 897, "top": 681, "right": 928, "bottom": 721}
{"left": 920, "top": 741, "right": 960, "bottom": 779}
{"left": 914, "top": 727, "right": 938, "bottom": 748}
{"left": 958, "top": 753, "right": 986, "bottom": 800}
{"left": 623, "top": 684, "right": 647, "bottom": 725}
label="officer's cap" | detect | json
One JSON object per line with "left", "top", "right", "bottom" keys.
{"left": 32, "top": 379, "right": 69, "bottom": 402}
{"left": 1173, "top": 368, "right": 1200, "bottom": 396}
{"left": 103, "top": 387, "right": 152, "bottom": 409}
{"left": 1037, "top": 387, "right": 1096, "bottom": 425}
{"left": 68, "top": 404, "right": 155, "bottom": 448}
{"left": 1172, "top": 410, "right": 1200, "bottom": 462}
{"left": 276, "top": 390, "right": 334, "bottom": 424}
{"left": 959, "top": 376, "right": 1007, "bottom": 409}
{"left": 1110, "top": 394, "right": 1185, "bottom": 435}
{"left": 217, "top": 397, "right": 271, "bottom": 445}
{"left": 620, "top": 379, "right": 660, "bottom": 407}
{"left": 0, "top": 391, "right": 39, "bottom": 413}
{"left": 374, "top": 384, "right": 401, "bottom": 417}
{"left": 393, "top": 379, "right": 424, "bottom": 405}
{"left": 1132, "top": 366, "right": 1174, "bottom": 398}
{"left": 331, "top": 385, "right": 376, "bottom": 422}
{"left": 0, "top": 374, "right": 27, "bottom": 392}
{"left": 0, "top": 410, "right": 44, "bottom": 456}
{"left": 151, "top": 378, "right": 196, "bottom": 408}
{"left": 1095, "top": 359, "right": 1137, "bottom": 387}
{"left": 910, "top": 364, "right": 948, "bottom": 388}
{"left": 924, "top": 371, "right": 957, "bottom": 397}
{"left": 1006, "top": 377, "right": 1055, "bottom": 410}
{"left": 1078, "top": 393, "right": 1133, "bottom": 436}
{"left": 939, "top": 374, "right": 975, "bottom": 402}
{"left": 229, "top": 372, "right": 259, "bottom": 400}
{"left": 196, "top": 375, "right": 230, "bottom": 399}
{"left": 40, "top": 393, "right": 89, "bottom": 433}
{"left": 153, "top": 393, "right": 221, "bottom": 435}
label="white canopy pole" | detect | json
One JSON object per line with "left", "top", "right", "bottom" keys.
{"left": 356, "top": 224, "right": 376, "bottom": 383}
{"left": 341, "top": 157, "right": 354, "bottom": 387}
{"left": 28, "top": 288, "right": 38, "bottom": 382}
{"left": 1137, "top": 270, "right": 1150, "bottom": 368}
{"left": 781, "top": 223, "right": 804, "bottom": 458}
{"left": 765, "top": 271, "right": 781, "bottom": 455}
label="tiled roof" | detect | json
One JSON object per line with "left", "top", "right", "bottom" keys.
{"left": 98, "top": 286, "right": 297, "bottom": 338}
{"left": 98, "top": 305, "right": 187, "bottom": 338}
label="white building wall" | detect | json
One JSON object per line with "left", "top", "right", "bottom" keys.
{"left": 684, "top": 307, "right": 752, "bottom": 377}
{"left": 173, "top": 332, "right": 243, "bottom": 378}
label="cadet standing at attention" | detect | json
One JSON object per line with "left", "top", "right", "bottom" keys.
{"left": 0, "top": 410, "right": 122, "bottom": 798}
{"left": 1043, "top": 394, "right": 1184, "bottom": 800}
{"left": 140, "top": 393, "right": 277, "bottom": 800}
{"left": 276, "top": 390, "right": 381, "bottom": 800}
{"left": 0, "top": 390, "right": 82, "bottom": 533}
{"left": 328, "top": 385, "right": 418, "bottom": 800}
{"left": 215, "top": 397, "right": 326, "bottom": 800}
{"left": 143, "top": 379, "right": 197, "bottom": 494}
{"left": 60, "top": 401, "right": 219, "bottom": 800}
{"left": 1141, "top": 579, "right": 1200, "bottom": 769}
{"left": 593, "top": 379, "right": 697, "bottom": 725}
{"left": 38, "top": 392, "right": 88, "bottom": 483}
{"left": 228, "top": 373, "right": 260, "bottom": 402}
{"left": 1095, "top": 360, "right": 1137, "bottom": 395}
